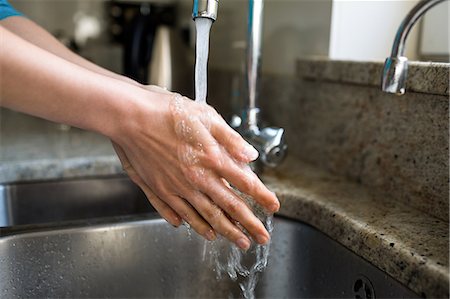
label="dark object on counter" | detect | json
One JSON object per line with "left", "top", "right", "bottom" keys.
{"left": 107, "top": 0, "right": 192, "bottom": 92}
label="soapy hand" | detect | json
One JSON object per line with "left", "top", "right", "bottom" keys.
{"left": 112, "top": 87, "right": 279, "bottom": 250}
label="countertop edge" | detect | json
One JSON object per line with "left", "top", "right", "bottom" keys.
{"left": 263, "top": 161, "right": 449, "bottom": 299}
{"left": 297, "top": 59, "right": 450, "bottom": 96}
{"left": 0, "top": 156, "right": 123, "bottom": 184}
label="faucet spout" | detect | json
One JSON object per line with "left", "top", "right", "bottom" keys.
{"left": 192, "top": 0, "right": 219, "bottom": 21}
{"left": 231, "top": 0, "right": 287, "bottom": 170}
{"left": 382, "top": 0, "right": 447, "bottom": 95}
{"left": 246, "top": 0, "right": 264, "bottom": 128}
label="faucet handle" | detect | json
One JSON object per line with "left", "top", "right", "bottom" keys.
{"left": 258, "top": 127, "right": 287, "bottom": 168}
{"left": 229, "top": 114, "right": 287, "bottom": 168}
{"left": 381, "top": 56, "right": 409, "bottom": 95}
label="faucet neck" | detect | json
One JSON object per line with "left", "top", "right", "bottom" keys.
{"left": 391, "top": 0, "right": 446, "bottom": 57}
{"left": 246, "top": 0, "right": 264, "bottom": 113}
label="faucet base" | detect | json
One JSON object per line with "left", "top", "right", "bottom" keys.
{"left": 231, "top": 110, "right": 287, "bottom": 169}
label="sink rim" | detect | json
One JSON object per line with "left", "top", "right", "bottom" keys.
{"left": 0, "top": 212, "right": 160, "bottom": 238}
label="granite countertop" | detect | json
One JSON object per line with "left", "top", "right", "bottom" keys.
{"left": 264, "top": 159, "right": 449, "bottom": 298}
{"left": 1, "top": 108, "right": 448, "bottom": 298}
{"left": 297, "top": 58, "right": 449, "bottom": 96}
{"left": 0, "top": 110, "right": 122, "bottom": 183}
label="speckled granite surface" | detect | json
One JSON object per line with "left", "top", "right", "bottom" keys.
{"left": 254, "top": 61, "right": 449, "bottom": 221}
{"left": 264, "top": 158, "right": 448, "bottom": 299}
{"left": 0, "top": 109, "right": 122, "bottom": 183}
{"left": 297, "top": 59, "right": 449, "bottom": 96}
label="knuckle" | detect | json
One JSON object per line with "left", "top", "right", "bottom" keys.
{"left": 203, "top": 206, "right": 217, "bottom": 221}
{"left": 184, "top": 166, "right": 204, "bottom": 186}
{"left": 204, "top": 146, "right": 223, "bottom": 169}
{"left": 240, "top": 173, "right": 256, "bottom": 194}
{"left": 203, "top": 205, "right": 224, "bottom": 226}
{"left": 153, "top": 181, "right": 168, "bottom": 195}
{"left": 224, "top": 197, "right": 242, "bottom": 215}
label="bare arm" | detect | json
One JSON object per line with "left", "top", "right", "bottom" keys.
{"left": 1, "top": 16, "right": 138, "bottom": 86}
{"left": 0, "top": 23, "right": 279, "bottom": 250}
{"left": 0, "top": 25, "right": 132, "bottom": 134}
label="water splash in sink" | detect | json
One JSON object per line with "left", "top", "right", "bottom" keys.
{"left": 201, "top": 200, "right": 274, "bottom": 299}
{"left": 194, "top": 14, "right": 274, "bottom": 299}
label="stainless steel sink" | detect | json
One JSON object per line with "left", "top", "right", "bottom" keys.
{"left": 0, "top": 176, "right": 153, "bottom": 227}
{"left": 0, "top": 177, "right": 420, "bottom": 298}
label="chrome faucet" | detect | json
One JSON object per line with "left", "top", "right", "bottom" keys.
{"left": 192, "top": 0, "right": 287, "bottom": 169}
{"left": 192, "top": 0, "right": 218, "bottom": 21}
{"left": 232, "top": 0, "right": 287, "bottom": 168}
{"left": 381, "top": 0, "right": 447, "bottom": 95}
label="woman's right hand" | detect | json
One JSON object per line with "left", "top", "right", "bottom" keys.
{"left": 110, "top": 87, "right": 279, "bottom": 250}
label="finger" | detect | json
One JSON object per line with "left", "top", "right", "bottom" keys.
{"left": 197, "top": 142, "right": 279, "bottom": 213}
{"left": 163, "top": 194, "right": 216, "bottom": 242}
{"left": 207, "top": 114, "right": 260, "bottom": 163}
{"left": 187, "top": 191, "right": 252, "bottom": 250}
{"left": 139, "top": 182, "right": 183, "bottom": 227}
{"left": 112, "top": 142, "right": 183, "bottom": 227}
{"left": 219, "top": 157, "right": 280, "bottom": 213}
{"left": 195, "top": 173, "right": 270, "bottom": 245}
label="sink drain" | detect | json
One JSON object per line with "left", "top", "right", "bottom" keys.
{"left": 353, "top": 275, "right": 375, "bottom": 299}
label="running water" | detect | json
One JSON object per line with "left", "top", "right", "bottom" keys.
{"left": 193, "top": 16, "right": 274, "bottom": 299}
{"left": 205, "top": 192, "right": 274, "bottom": 299}
{"left": 194, "top": 18, "right": 213, "bottom": 104}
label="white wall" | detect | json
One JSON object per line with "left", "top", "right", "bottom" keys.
{"left": 420, "top": 1, "right": 449, "bottom": 59}
{"left": 329, "top": 0, "right": 421, "bottom": 61}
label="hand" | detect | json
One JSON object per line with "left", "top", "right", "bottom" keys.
{"left": 112, "top": 141, "right": 183, "bottom": 227}
{"left": 111, "top": 87, "right": 280, "bottom": 250}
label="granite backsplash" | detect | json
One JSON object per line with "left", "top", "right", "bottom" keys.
{"left": 209, "top": 59, "right": 449, "bottom": 221}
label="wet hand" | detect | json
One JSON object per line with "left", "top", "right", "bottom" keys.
{"left": 112, "top": 88, "right": 280, "bottom": 250}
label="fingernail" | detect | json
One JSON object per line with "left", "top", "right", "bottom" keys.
{"left": 236, "top": 238, "right": 251, "bottom": 250}
{"left": 269, "top": 202, "right": 280, "bottom": 213}
{"left": 205, "top": 229, "right": 216, "bottom": 241}
{"left": 244, "top": 144, "right": 259, "bottom": 161}
{"left": 171, "top": 215, "right": 182, "bottom": 227}
{"left": 256, "top": 234, "right": 269, "bottom": 244}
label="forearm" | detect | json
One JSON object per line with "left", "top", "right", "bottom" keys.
{"left": 0, "top": 26, "right": 142, "bottom": 138}
{"left": 0, "top": 16, "right": 139, "bottom": 86}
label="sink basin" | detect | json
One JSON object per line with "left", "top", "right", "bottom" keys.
{"left": 0, "top": 176, "right": 153, "bottom": 227}
{"left": 0, "top": 219, "right": 420, "bottom": 298}
{"left": 0, "top": 177, "right": 420, "bottom": 298}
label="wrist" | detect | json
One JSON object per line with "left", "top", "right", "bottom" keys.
{"left": 101, "top": 81, "right": 170, "bottom": 146}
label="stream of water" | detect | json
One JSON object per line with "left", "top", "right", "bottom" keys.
{"left": 194, "top": 17, "right": 273, "bottom": 299}
{"left": 194, "top": 18, "right": 213, "bottom": 104}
